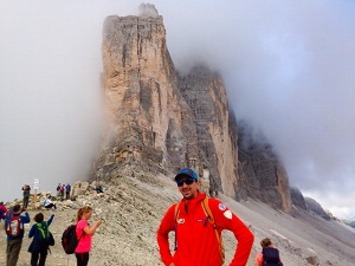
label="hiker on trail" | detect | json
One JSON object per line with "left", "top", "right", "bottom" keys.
{"left": 65, "top": 183, "right": 71, "bottom": 200}
{"left": 43, "top": 196, "right": 57, "bottom": 210}
{"left": 5, "top": 204, "right": 30, "bottom": 266}
{"left": 254, "top": 238, "right": 283, "bottom": 266}
{"left": 56, "top": 183, "right": 61, "bottom": 194}
{"left": 75, "top": 206, "right": 103, "bottom": 266}
{"left": 22, "top": 184, "right": 31, "bottom": 209}
{"left": 0, "top": 201, "right": 8, "bottom": 220}
{"left": 59, "top": 184, "right": 65, "bottom": 201}
{"left": 56, "top": 183, "right": 64, "bottom": 201}
{"left": 28, "top": 212, "right": 54, "bottom": 266}
{"left": 157, "top": 168, "right": 254, "bottom": 266}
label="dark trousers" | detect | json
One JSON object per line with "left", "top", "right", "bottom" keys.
{"left": 31, "top": 250, "right": 47, "bottom": 266}
{"left": 23, "top": 197, "right": 29, "bottom": 209}
{"left": 75, "top": 252, "right": 89, "bottom": 266}
{"left": 44, "top": 203, "right": 57, "bottom": 210}
{"left": 6, "top": 238, "right": 22, "bottom": 266}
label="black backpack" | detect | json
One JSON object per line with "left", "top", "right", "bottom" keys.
{"left": 262, "top": 247, "right": 283, "bottom": 266}
{"left": 61, "top": 224, "right": 78, "bottom": 254}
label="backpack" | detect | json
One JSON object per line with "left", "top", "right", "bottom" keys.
{"left": 37, "top": 223, "right": 55, "bottom": 246}
{"left": 174, "top": 197, "right": 225, "bottom": 264}
{"left": 6, "top": 215, "right": 23, "bottom": 237}
{"left": 61, "top": 224, "right": 79, "bottom": 254}
{"left": 262, "top": 247, "right": 282, "bottom": 266}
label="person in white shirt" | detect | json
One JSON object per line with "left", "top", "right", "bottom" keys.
{"left": 43, "top": 196, "right": 57, "bottom": 210}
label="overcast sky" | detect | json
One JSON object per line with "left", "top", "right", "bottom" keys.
{"left": 1, "top": 0, "right": 354, "bottom": 219}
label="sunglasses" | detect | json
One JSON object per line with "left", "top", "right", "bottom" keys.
{"left": 176, "top": 177, "right": 195, "bottom": 187}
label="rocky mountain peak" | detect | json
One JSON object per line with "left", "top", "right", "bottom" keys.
{"left": 94, "top": 10, "right": 292, "bottom": 212}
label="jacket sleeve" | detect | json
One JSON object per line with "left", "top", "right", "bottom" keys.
{"left": 28, "top": 224, "right": 36, "bottom": 238}
{"left": 254, "top": 252, "right": 263, "bottom": 266}
{"left": 21, "top": 212, "right": 31, "bottom": 224}
{"left": 210, "top": 199, "right": 254, "bottom": 266}
{"left": 156, "top": 204, "right": 176, "bottom": 266}
{"left": 47, "top": 214, "right": 54, "bottom": 226}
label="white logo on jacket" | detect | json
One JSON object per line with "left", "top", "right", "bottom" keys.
{"left": 223, "top": 210, "right": 232, "bottom": 219}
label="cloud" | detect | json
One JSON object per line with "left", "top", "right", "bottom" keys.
{"left": 1, "top": 0, "right": 354, "bottom": 219}
{"left": 161, "top": 0, "right": 355, "bottom": 219}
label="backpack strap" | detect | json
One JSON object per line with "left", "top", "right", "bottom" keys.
{"left": 36, "top": 223, "right": 47, "bottom": 239}
{"left": 201, "top": 197, "right": 225, "bottom": 264}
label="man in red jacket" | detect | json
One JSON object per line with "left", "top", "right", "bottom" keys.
{"left": 157, "top": 168, "right": 254, "bottom": 266}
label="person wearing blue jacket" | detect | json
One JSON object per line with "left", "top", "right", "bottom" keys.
{"left": 28, "top": 212, "right": 54, "bottom": 266}
{"left": 5, "top": 204, "right": 31, "bottom": 266}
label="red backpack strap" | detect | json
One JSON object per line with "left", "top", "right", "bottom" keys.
{"left": 174, "top": 203, "right": 180, "bottom": 222}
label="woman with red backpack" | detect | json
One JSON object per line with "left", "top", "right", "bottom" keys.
{"left": 74, "top": 206, "right": 103, "bottom": 266}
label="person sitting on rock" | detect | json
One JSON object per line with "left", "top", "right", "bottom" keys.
{"left": 43, "top": 196, "right": 57, "bottom": 210}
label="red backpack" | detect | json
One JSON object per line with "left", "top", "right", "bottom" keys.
{"left": 6, "top": 215, "right": 23, "bottom": 237}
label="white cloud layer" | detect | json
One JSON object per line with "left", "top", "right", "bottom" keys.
{"left": 1, "top": 0, "right": 354, "bottom": 219}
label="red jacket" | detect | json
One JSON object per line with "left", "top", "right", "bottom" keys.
{"left": 157, "top": 193, "right": 254, "bottom": 266}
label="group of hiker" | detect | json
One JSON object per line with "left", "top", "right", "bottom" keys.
{"left": 56, "top": 183, "right": 71, "bottom": 201}
{"left": 0, "top": 201, "right": 103, "bottom": 266}
{"left": 20, "top": 182, "right": 71, "bottom": 210}
{"left": 0, "top": 203, "right": 51, "bottom": 266}
{"left": 1, "top": 168, "right": 283, "bottom": 266}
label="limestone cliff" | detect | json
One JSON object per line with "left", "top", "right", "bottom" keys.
{"left": 99, "top": 12, "right": 187, "bottom": 176}
{"left": 237, "top": 121, "right": 291, "bottom": 211}
{"left": 177, "top": 66, "right": 238, "bottom": 197}
{"left": 93, "top": 5, "right": 292, "bottom": 212}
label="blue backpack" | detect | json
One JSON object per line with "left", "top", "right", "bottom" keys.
{"left": 262, "top": 247, "right": 283, "bottom": 266}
